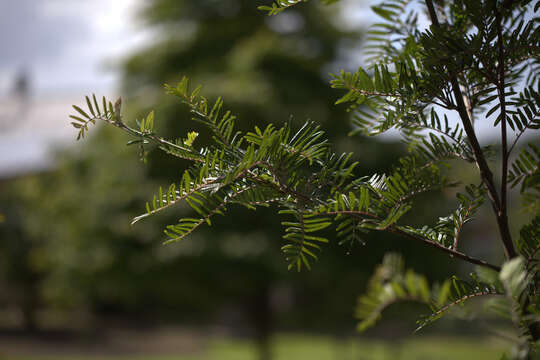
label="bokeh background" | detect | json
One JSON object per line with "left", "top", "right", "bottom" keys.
{"left": 0, "top": 1, "right": 524, "bottom": 359}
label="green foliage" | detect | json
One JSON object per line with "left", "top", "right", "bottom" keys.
{"left": 72, "top": 80, "right": 466, "bottom": 271}
{"left": 71, "top": 0, "right": 540, "bottom": 358}
{"left": 509, "top": 143, "right": 540, "bottom": 212}
{"left": 517, "top": 215, "right": 540, "bottom": 260}
{"left": 355, "top": 253, "right": 501, "bottom": 332}
{"left": 73, "top": 78, "right": 352, "bottom": 269}
{"left": 50, "top": 0, "right": 402, "bottom": 340}
{"left": 258, "top": 0, "right": 340, "bottom": 16}
{"left": 70, "top": 95, "right": 111, "bottom": 140}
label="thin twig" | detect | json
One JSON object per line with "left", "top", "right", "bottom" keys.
{"left": 390, "top": 227, "right": 501, "bottom": 271}
{"left": 322, "top": 209, "right": 501, "bottom": 271}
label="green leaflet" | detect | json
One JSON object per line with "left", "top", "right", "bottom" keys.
{"left": 258, "top": 0, "right": 341, "bottom": 16}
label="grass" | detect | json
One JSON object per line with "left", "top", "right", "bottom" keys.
{"left": 0, "top": 334, "right": 510, "bottom": 360}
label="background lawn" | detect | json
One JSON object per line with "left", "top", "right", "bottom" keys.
{"left": 0, "top": 334, "right": 510, "bottom": 360}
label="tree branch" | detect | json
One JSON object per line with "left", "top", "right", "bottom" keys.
{"left": 425, "top": 0, "right": 517, "bottom": 259}
{"left": 390, "top": 227, "right": 501, "bottom": 271}
{"left": 323, "top": 210, "right": 501, "bottom": 271}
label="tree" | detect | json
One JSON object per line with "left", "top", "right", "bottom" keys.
{"left": 71, "top": 0, "right": 540, "bottom": 358}
{"left": 118, "top": 0, "right": 457, "bottom": 339}
{"left": 4, "top": 4, "right": 415, "bottom": 359}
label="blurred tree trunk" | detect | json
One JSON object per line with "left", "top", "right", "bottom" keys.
{"left": 21, "top": 283, "right": 39, "bottom": 332}
{"left": 248, "top": 283, "right": 272, "bottom": 360}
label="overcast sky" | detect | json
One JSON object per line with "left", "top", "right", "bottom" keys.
{"left": 0, "top": 0, "right": 152, "bottom": 96}
{"left": 0, "top": 0, "right": 507, "bottom": 177}
{"left": 0, "top": 0, "right": 153, "bottom": 177}
{"left": 0, "top": 0, "right": 382, "bottom": 97}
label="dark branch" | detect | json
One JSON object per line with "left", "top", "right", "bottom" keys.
{"left": 424, "top": 0, "right": 517, "bottom": 259}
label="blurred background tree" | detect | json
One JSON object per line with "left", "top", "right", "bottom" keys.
{"left": 116, "top": 0, "right": 458, "bottom": 345}
{"left": 0, "top": 1, "right": 466, "bottom": 359}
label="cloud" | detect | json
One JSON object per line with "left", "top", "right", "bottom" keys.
{"left": 0, "top": 1, "right": 90, "bottom": 69}
{"left": 0, "top": 0, "right": 148, "bottom": 94}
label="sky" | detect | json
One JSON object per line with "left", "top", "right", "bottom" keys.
{"left": 0, "top": 0, "right": 513, "bottom": 178}
{"left": 0, "top": 0, "right": 152, "bottom": 177}
{"left": 0, "top": 0, "right": 151, "bottom": 95}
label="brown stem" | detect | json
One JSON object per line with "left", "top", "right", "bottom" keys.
{"left": 390, "top": 227, "right": 501, "bottom": 272}
{"left": 501, "top": 0, "right": 520, "bottom": 9}
{"left": 425, "top": 0, "right": 517, "bottom": 259}
{"left": 324, "top": 210, "right": 501, "bottom": 271}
